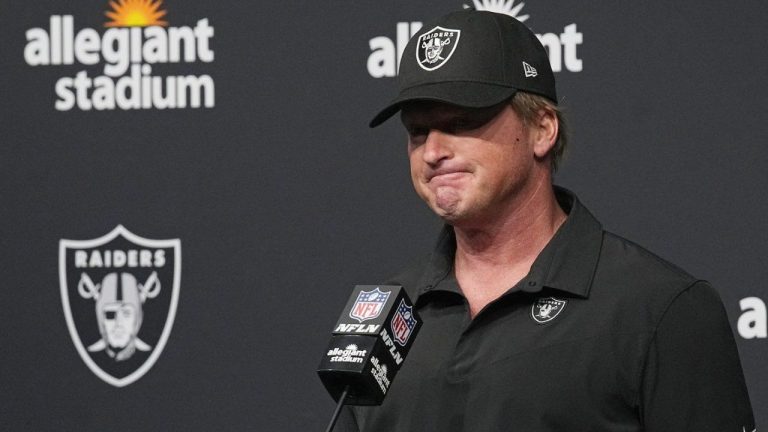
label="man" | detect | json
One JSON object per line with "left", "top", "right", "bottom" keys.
{"left": 339, "top": 9, "right": 754, "bottom": 432}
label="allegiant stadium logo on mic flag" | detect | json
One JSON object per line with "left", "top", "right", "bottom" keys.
{"left": 349, "top": 287, "right": 391, "bottom": 322}
{"left": 23, "top": 0, "right": 215, "bottom": 111}
{"left": 59, "top": 225, "right": 181, "bottom": 387}
{"left": 391, "top": 299, "right": 417, "bottom": 346}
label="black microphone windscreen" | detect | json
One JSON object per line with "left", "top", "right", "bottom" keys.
{"left": 317, "top": 285, "right": 422, "bottom": 406}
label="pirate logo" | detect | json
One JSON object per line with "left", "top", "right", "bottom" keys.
{"left": 349, "top": 287, "right": 391, "bottom": 323}
{"left": 78, "top": 271, "right": 158, "bottom": 361}
{"left": 531, "top": 297, "right": 567, "bottom": 324}
{"left": 59, "top": 225, "right": 181, "bottom": 387}
{"left": 416, "top": 26, "right": 461, "bottom": 71}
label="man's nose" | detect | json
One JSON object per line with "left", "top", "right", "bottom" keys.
{"left": 422, "top": 130, "right": 453, "bottom": 165}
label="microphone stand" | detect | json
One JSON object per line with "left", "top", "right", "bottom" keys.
{"left": 324, "top": 385, "right": 351, "bottom": 432}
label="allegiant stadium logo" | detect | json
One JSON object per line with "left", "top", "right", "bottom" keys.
{"left": 23, "top": 0, "right": 215, "bottom": 111}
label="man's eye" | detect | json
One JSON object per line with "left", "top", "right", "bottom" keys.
{"left": 449, "top": 119, "right": 470, "bottom": 132}
{"left": 105, "top": 311, "right": 117, "bottom": 320}
{"left": 407, "top": 127, "right": 428, "bottom": 140}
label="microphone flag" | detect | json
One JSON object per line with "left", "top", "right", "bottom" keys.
{"left": 317, "top": 285, "right": 422, "bottom": 406}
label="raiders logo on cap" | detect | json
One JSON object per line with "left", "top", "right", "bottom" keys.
{"left": 416, "top": 26, "right": 461, "bottom": 71}
{"left": 531, "top": 297, "right": 567, "bottom": 324}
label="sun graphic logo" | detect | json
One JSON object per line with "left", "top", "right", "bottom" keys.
{"left": 105, "top": 0, "right": 168, "bottom": 28}
{"left": 367, "top": 1, "right": 584, "bottom": 78}
{"left": 23, "top": 0, "right": 215, "bottom": 111}
{"left": 463, "top": 0, "right": 529, "bottom": 22}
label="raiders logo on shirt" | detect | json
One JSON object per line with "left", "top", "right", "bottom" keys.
{"left": 531, "top": 297, "right": 567, "bottom": 324}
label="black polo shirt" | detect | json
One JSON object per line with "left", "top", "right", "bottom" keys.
{"left": 338, "top": 188, "right": 754, "bottom": 432}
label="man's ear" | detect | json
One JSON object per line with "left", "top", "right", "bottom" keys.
{"left": 532, "top": 108, "right": 558, "bottom": 159}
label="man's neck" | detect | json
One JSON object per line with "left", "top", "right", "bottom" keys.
{"left": 453, "top": 180, "right": 566, "bottom": 317}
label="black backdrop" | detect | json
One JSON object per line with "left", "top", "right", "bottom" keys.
{"left": 2, "top": 0, "right": 766, "bottom": 430}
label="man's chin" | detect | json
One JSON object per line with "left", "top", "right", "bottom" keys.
{"left": 433, "top": 203, "right": 492, "bottom": 229}
{"left": 433, "top": 205, "right": 468, "bottom": 225}
{"left": 432, "top": 191, "right": 463, "bottom": 215}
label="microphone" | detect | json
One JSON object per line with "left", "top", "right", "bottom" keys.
{"left": 317, "top": 285, "right": 422, "bottom": 406}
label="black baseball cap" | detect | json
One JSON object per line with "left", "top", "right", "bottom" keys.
{"left": 369, "top": 9, "right": 557, "bottom": 128}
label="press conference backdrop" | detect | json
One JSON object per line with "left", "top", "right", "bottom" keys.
{"left": 1, "top": 0, "right": 766, "bottom": 430}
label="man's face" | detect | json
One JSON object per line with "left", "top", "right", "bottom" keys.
{"left": 402, "top": 101, "right": 537, "bottom": 226}
{"left": 103, "top": 302, "right": 137, "bottom": 348}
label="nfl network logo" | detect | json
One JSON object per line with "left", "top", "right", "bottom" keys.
{"left": 349, "top": 287, "right": 391, "bottom": 323}
{"left": 391, "top": 299, "right": 417, "bottom": 346}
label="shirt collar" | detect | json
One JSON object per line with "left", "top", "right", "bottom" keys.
{"left": 414, "top": 186, "right": 604, "bottom": 299}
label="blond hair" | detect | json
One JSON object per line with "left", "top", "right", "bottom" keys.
{"left": 510, "top": 92, "right": 568, "bottom": 171}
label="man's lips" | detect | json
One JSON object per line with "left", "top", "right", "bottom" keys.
{"left": 426, "top": 169, "right": 470, "bottom": 183}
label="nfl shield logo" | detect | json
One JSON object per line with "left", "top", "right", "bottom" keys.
{"left": 416, "top": 26, "right": 461, "bottom": 71}
{"left": 349, "top": 287, "right": 391, "bottom": 323}
{"left": 531, "top": 297, "right": 568, "bottom": 324}
{"left": 59, "top": 225, "right": 181, "bottom": 387}
{"left": 391, "top": 299, "right": 417, "bottom": 346}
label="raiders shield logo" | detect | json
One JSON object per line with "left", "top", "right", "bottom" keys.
{"left": 531, "top": 297, "right": 567, "bottom": 324}
{"left": 416, "top": 26, "right": 461, "bottom": 71}
{"left": 59, "top": 225, "right": 181, "bottom": 387}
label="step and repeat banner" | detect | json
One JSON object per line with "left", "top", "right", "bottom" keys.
{"left": 2, "top": 0, "right": 766, "bottom": 430}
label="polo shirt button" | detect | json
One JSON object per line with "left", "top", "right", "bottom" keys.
{"left": 528, "top": 281, "right": 537, "bottom": 286}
